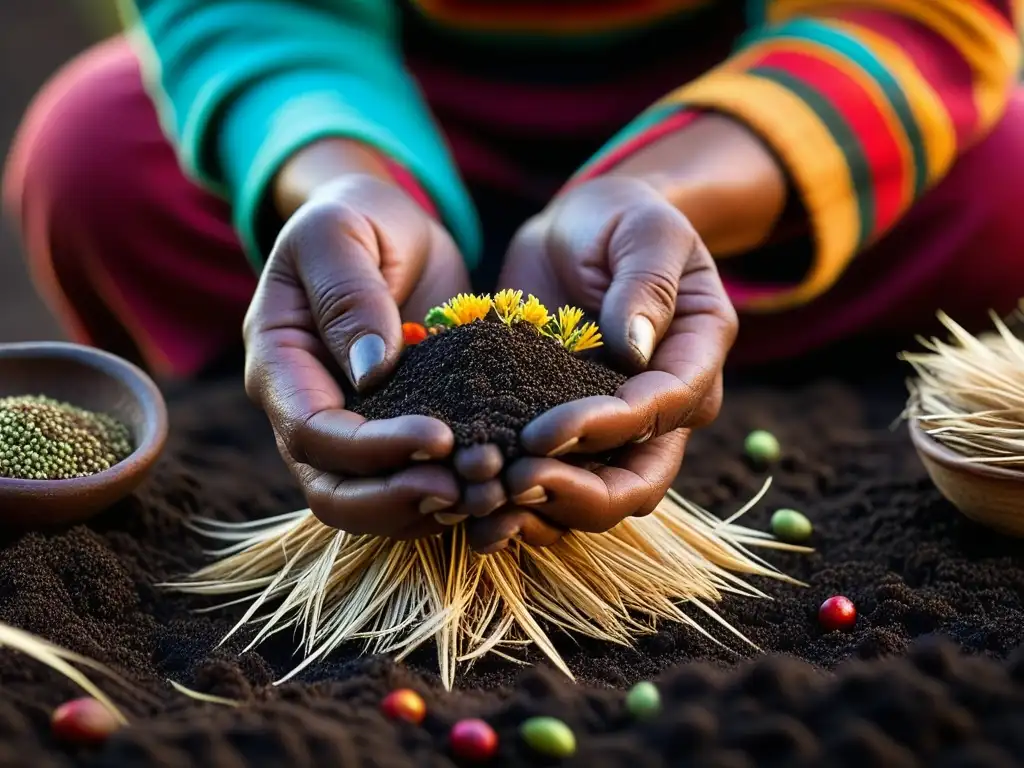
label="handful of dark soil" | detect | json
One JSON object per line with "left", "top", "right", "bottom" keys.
{"left": 355, "top": 320, "right": 625, "bottom": 458}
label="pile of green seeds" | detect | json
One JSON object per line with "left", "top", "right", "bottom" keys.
{"left": 0, "top": 395, "right": 133, "bottom": 480}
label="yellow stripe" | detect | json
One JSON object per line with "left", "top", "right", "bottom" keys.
{"left": 769, "top": 0, "right": 1021, "bottom": 129}
{"left": 669, "top": 71, "right": 859, "bottom": 310}
{"left": 828, "top": 20, "right": 957, "bottom": 183}
{"left": 659, "top": 36, "right": 918, "bottom": 214}
{"left": 765, "top": 37, "right": 916, "bottom": 213}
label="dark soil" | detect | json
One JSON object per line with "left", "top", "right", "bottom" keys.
{"left": 355, "top": 320, "right": 626, "bottom": 459}
{"left": 0, "top": 368, "right": 1023, "bottom": 766}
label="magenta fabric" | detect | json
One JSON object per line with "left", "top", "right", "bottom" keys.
{"left": 6, "top": 38, "right": 1024, "bottom": 376}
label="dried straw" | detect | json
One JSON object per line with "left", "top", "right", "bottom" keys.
{"left": 0, "top": 623, "right": 240, "bottom": 721}
{"left": 0, "top": 622, "right": 130, "bottom": 723}
{"left": 165, "top": 478, "right": 809, "bottom": 690}
{"left": 902, "top": 306, "right": 1024, "bottom": 467}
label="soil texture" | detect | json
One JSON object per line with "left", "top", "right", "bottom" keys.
{"left": 0, "top": 370, "right": 1022, "bottom": 766}
{"left": 355, "top": 320, "right": 625, "bottom": 459}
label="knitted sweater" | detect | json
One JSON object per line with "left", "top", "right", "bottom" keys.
{"left": 119, "top": 0, "right": 1021, "bottom": 310}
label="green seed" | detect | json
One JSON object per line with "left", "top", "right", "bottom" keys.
{"left": 770, "top": 509, "right": 812, "bottom": 542}
{"left": 0, "top": 395, "right": 132, "bottom": 481}
{"left": 520, "top": 717, "right": 576, "bottom": 758}
{"left": 744, "top": 430, "right": 780, "bottom": 464}
{"left": 625, "top": 681, "right": 661, "bottom": 720}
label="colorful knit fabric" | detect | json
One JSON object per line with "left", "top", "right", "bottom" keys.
{"left": 120, "top": 0, "right": 1022, "bottom": 310}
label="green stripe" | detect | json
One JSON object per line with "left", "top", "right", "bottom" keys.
{"left": 742, "top": 20, "right": 928, "bottom": 198}
{"left": 750, "top": 66, "right": 875, "bottom": 248}
{"left": 746, "top": 0, "right": 767, "bottom": 26}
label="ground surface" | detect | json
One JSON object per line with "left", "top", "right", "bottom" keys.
{"left": 0, "top": 363, "right": 1021, "bottom": 768}
{"left": 4, "top": 6, "right": 1024, "bottom": 768}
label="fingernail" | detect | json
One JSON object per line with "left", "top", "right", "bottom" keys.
{"left": 411, "top": 450, "right": 433, "bottom": 461}
{"left": 349, "top": 333, "right": 386, "bottom": 389}
{"left": 546, "top": 437, "right": 579, "bottom": 457}
{"left": 512, "top": 486, "right": 547, "bottom": 506}
{"left": 633, "top": 427, "right": 655, "bottom": 444}
{"left": 419, "top": 496, "right": 454, "bottom": 515}
{"left": 434, "top": 512, "right": 468, "bottom": 526}
{"left": 629, "top": 315, "right": 656, "bottom": 364}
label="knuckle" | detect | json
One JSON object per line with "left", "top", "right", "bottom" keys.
{"left": 690, "top": 387, "right": 724, "bottom": 428}
{"left": 312, "top": 275, "right": 385, "bottom": 339}
{"left": 306, "top": 484, "right": 366, "bottom": 534}
{"left": 242, "top": 362, "right": 262, "bottom": 407}
{"left": 282, "top": 411, "right": 318, "bottom": 465}
{"left": 627, "top": 265, "right": 680, "bottom": 312}
{"left": 720, "top": 301, "right": 740, "bottom": 345}
{"left": 625, "top": 202, "right": 696, "bottom": 248}
{"left": 297, "top": 200, "right": 370, "bottom": 240}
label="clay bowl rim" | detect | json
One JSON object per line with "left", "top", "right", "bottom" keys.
{"left": 0, "top": 341, "right": 168, "bottom": 496}
{"left": 908, "top": 417, "right": 1024, "bottom": 483}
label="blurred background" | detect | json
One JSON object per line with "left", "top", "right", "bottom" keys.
{"left": 0, "top": 1, "right": 120, "bottom": 343}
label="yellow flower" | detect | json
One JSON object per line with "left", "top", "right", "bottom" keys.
{"left": 520, "top": 295, "right": 551, "bottom": 330}
{"left": 493, "top": 289, "right": 523, "bottom": 325}
{"left": 569, "top": 322, "right": 603, "bottom": 352}
{"left": 440, "top": 293, "right": 493, "bottom": 326}
{"left": 550, "top": 305, "right": 584, "bottom": 347}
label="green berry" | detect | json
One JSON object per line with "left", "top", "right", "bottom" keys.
{"left": 744, "top": 429, "right": 780, "bottom": 464}
{"left": 770, "top": 509, "right": 813, "bottom": 542}
{"left": 625, "top": 681, "right": 661, "bottom": 720}
{"left": 520, "top": 717, "right": 576, "bottom": 758}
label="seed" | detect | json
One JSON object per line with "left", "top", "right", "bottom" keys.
{"left": 0, "top": 395, "right": 132, "bottom": 481}
{"left": 625, "top": 681, "right": 661, "bottom": 720}
{"left": 520, "top": 716, "right": 575, "bottom": 758}
{"left": 380, "top": 688, "right": 426, "bottom": 724}
{"left": 819, "top": 595, "right": 857, "bottom": 632}
{"left": 744, "top": 429, "right": 780, "bottom": 464}
{"left": 402, "top": 322, "right": 428, "bottom": 346}
{"left": 450, "top": 718, "right": 499, "bottom": 761}
{"left": 770, "top": 509, "right": 812, "bottom": 542}
{"left": 51, "top": 697, "right": 122, "bottom": 745}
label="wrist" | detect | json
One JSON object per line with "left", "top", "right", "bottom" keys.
{"left": 273, "top": 138, "right": 400, "bottom": 220}
{"left": 601, "top": 114, "right": 790, "bottom": 256}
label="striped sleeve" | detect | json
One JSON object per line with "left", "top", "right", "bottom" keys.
{"left": 573, "top": 0, "right": 1023, "bottom": 311}
{"left": 117, "top": 0, "right": 480, "bottom": 270}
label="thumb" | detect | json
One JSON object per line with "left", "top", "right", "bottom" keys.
{"left": 288, "top": 202, "right": 410, "bottom": 393}
{"left": 599, "top": 203, "right": 692, "bottom": 370}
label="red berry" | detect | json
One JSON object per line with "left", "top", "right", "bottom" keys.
{"left": 51, "top": 697, "right": 122, "bottom": 745}
{"left": 450, "top": 718, "right": 499, "bottom": 761}
{"left": 402, "top": 322, "right": 428, "bottom": 346}
{"left": 819, "top": 595, "right": 857, "bottom": 632}
{"left": 381, "top": 689, "right": 426, "bottom": 724}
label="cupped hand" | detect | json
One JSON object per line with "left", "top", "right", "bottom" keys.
{"left": 244, "top": 175, "right": 500, "bottom": 538}
{"left": 467, "top": 175, "right": 738, "bottom": 553}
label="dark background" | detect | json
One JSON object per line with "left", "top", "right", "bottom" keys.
{"left": 0, "top": 1, "right": 120, "bottom": 344}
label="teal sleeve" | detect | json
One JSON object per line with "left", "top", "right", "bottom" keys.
{"left": 117, "top": 0, "right": 481, "bottom": 269}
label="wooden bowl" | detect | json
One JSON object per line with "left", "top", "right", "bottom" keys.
{"left": 909, "top": 419, "right": 1024, "bottom": 536}
{"left": 0, "top": 342, "right": 168, "bottom": 527}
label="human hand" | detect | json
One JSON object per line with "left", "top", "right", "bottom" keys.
{"left": 244, "top": 175, "right": 499, "bottom": 539}
{"left": 467, "top": 175, "right": 738, "bottom": 553}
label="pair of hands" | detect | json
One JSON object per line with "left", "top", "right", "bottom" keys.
{"left": 242, "top": 173, "right": 738, "bottom": 553}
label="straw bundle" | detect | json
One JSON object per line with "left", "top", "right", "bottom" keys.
{"left": 167, "top": 479, "right": 807, "bottom": 690}
{"left": 902, "top": 306, "right": 1024, "bottom": 467}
